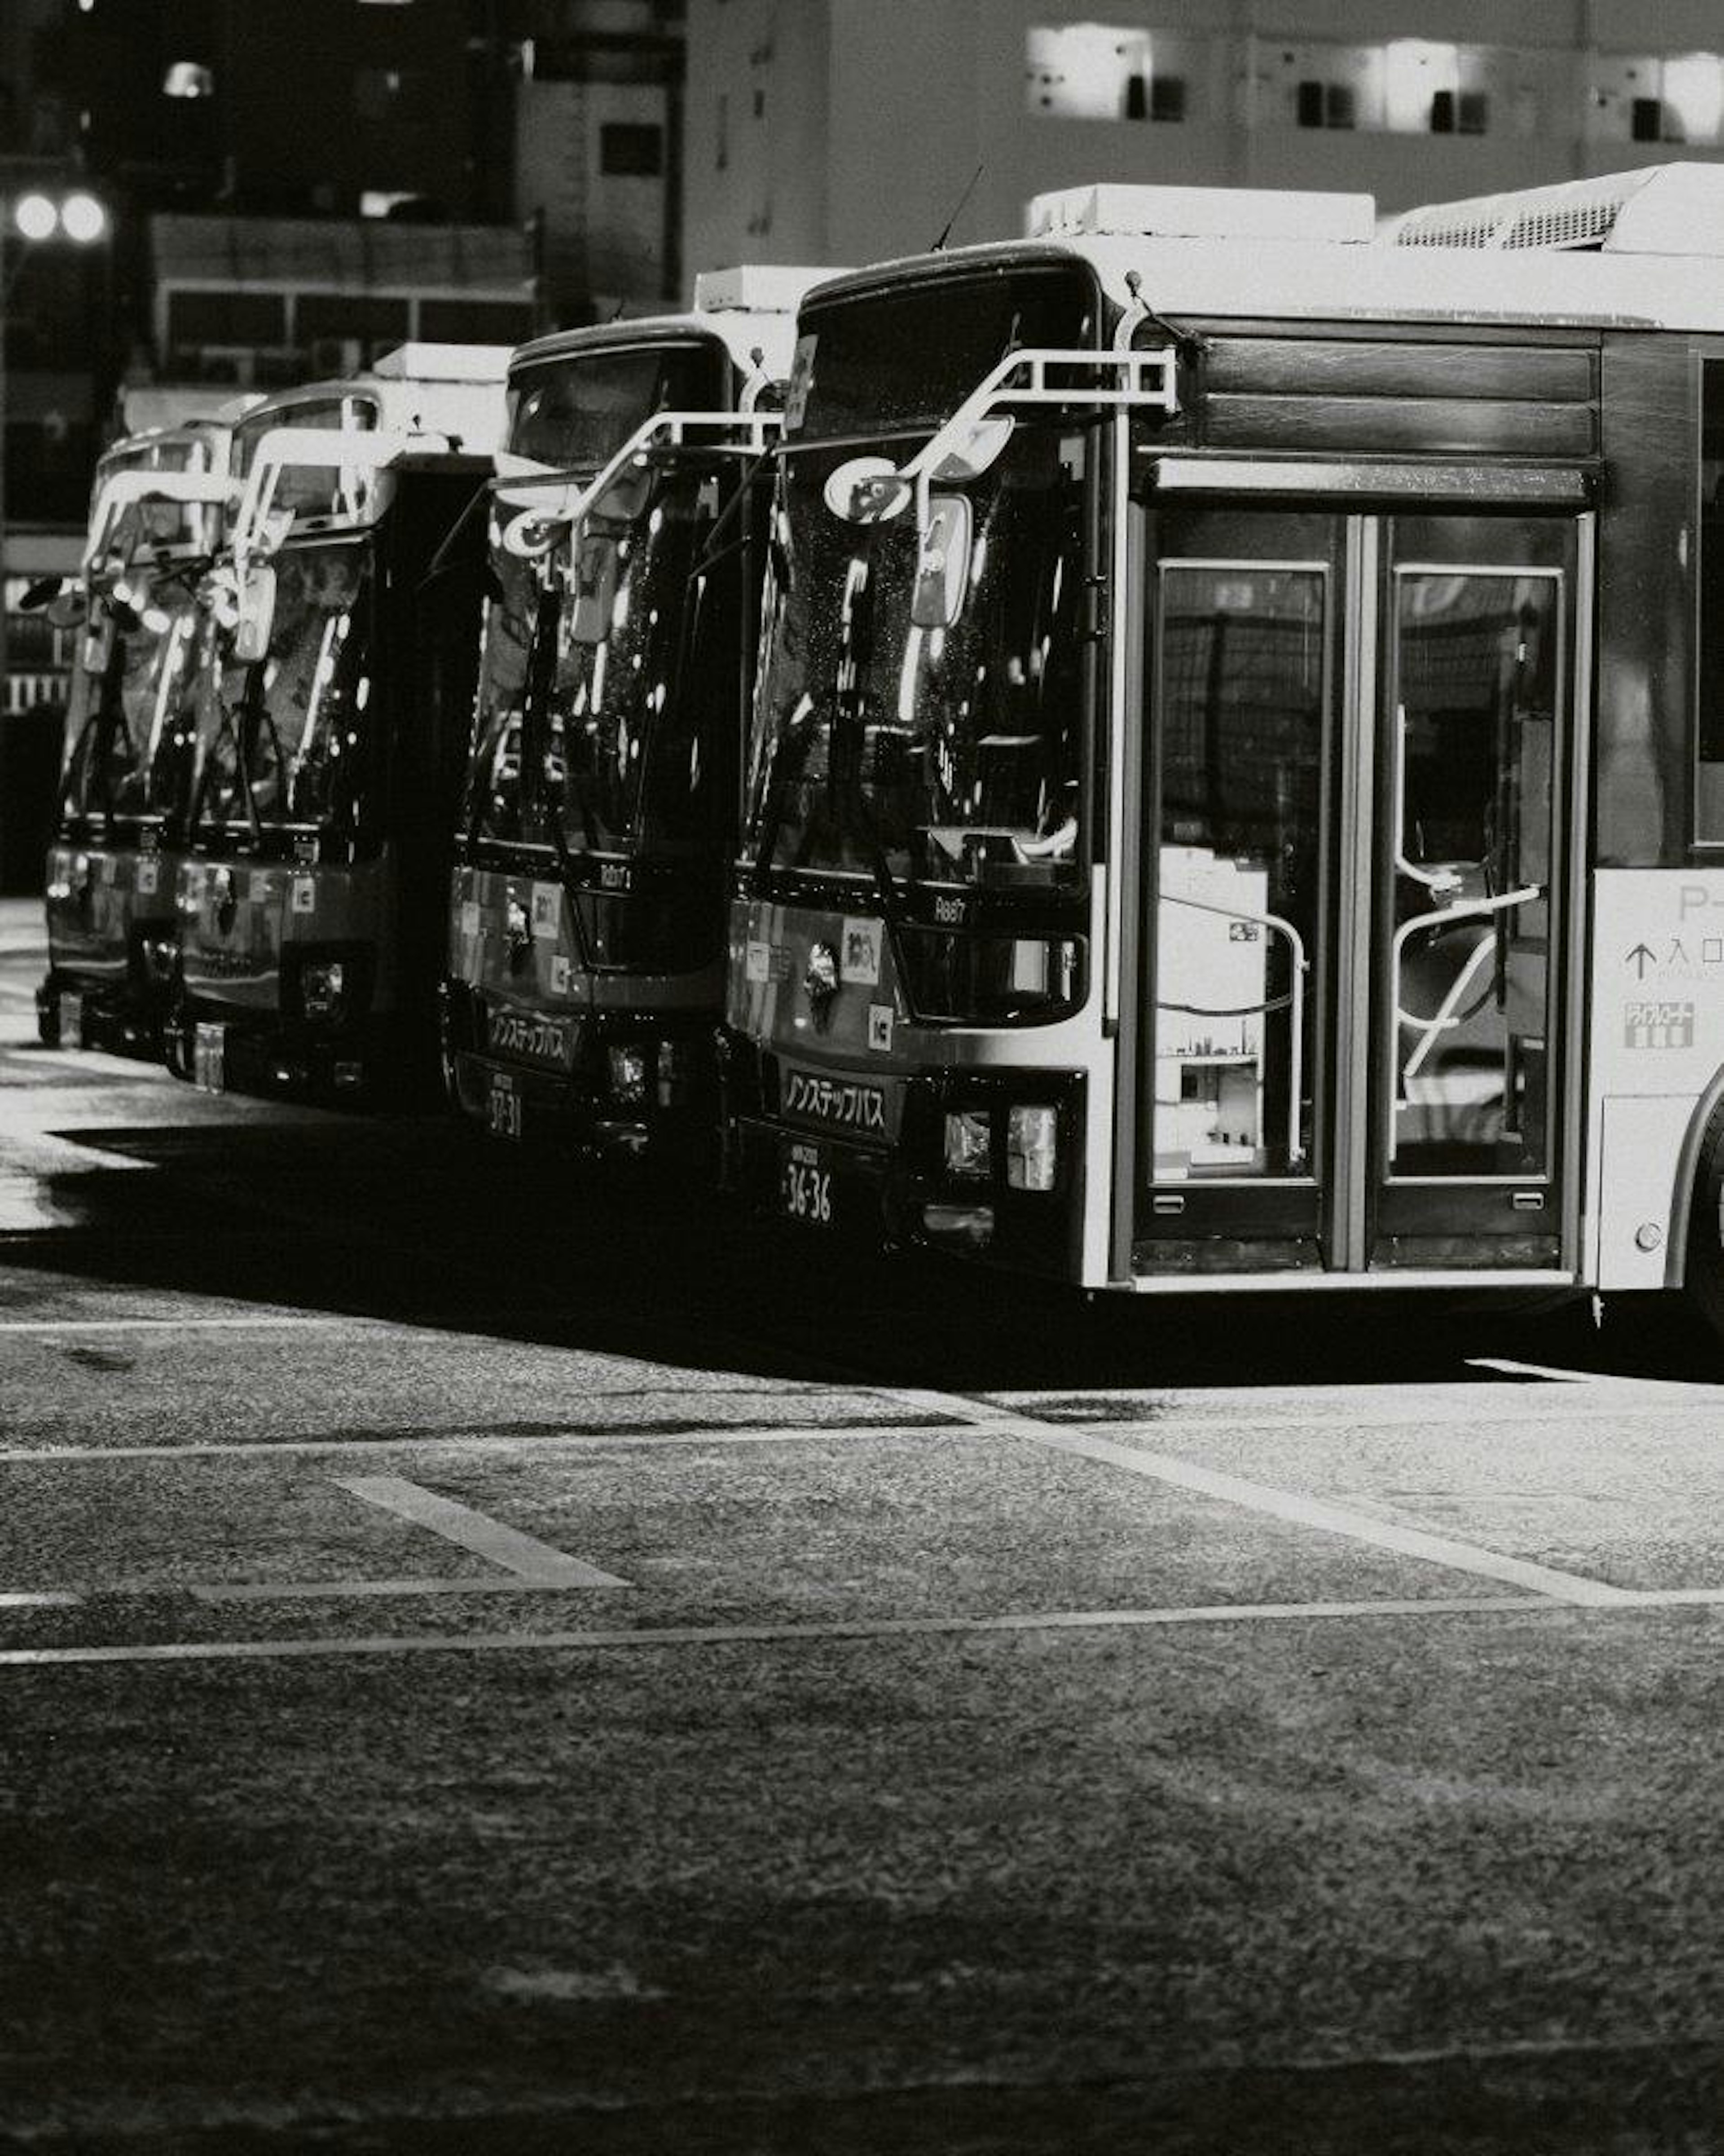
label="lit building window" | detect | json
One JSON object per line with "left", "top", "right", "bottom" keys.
{"left": 162, "top": 60, "right": 215, "bottom": 99}
{"left": 1588, "top": 52, "right": 1724, "bottom": 143}
{"left": 1025, "top": 25, "right": 1190, "bottom": 123}
{"left": 1247, "top": 43, "right": 1380, "bottom": 131}
{"left": 1242, "top": 39, "right": 1542, "bottom": 137}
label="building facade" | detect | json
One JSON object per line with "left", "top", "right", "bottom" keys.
{"left": 684, "top": 0, "right": 1724, "bottom": 272}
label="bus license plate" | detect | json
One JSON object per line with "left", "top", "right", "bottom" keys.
{"left": 487, "top": 1073, "right": 523, "bottom": 1141}
{"left": 781, "top": 1138, "right": 834, "bottom": 1228}
{"left": 193, "top": 1021, "right": 226, "bottom": 1093}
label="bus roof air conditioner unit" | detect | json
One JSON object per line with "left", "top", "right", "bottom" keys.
{"left": 1381, "top": 163, "right": 1724, "bottom": 255}
{"left": 1027, "top": 183, "right": 1376, "bottom": 244}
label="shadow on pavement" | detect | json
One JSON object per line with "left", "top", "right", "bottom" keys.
{"left": 0, "top": 1111, "right": 1715, "bottom": 1392}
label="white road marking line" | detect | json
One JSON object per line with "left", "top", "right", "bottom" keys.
{"left": 0, "top": 1423, "right": 939, "bottom": 1464}
{"left": 0, "top": 1591, "right": 79, "bottom": 1608}
{"left": 334, "top": 1473, "right": 628, "bottom": 1587}
{"left": 882, "top": 1388, "right": 1637, "bottom": 1609}
{"left": 1469, "top": 1357, "right": 1599, "bottom": 1384}
{"left": 0, "top": 1595, "right": 1554, "bottom": 1667}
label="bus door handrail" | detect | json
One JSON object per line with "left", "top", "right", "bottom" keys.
{"left": 232, "top": 426, "right": 417, "bottom": 564}
{"left": 83, "top": 470, "right": 238, "bottom": 573}
{"left": 492, "top": 408, "right": 783, "bottom": 561}
{"left": 1389, "top": 884, "right": 1543, "bottom": 1156}
{"left": 894, "top": 345, "right": 1179, "bottom": 555}
{"left": 1157, "top": 888, "right": 1309, "bottom": 1169}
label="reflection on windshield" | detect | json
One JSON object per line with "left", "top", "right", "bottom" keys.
{"left": 466, "top": 544, "right": 539, "bottom": 846}
{"left": 747, "top": 428, "right": 1088, "bottom": 891}
{"left": 553, "top": 467, "right": 730, "bottom": 855}
{"left": 464, "top": 459, "right": 741, "bottom": 857}
{"left": 196, "top": 539, "right": 377, "bottom": 842}
{"left": 58, "top": 577, "right": 205, "bottom": 833}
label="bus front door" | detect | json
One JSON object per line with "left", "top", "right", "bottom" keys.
{"left": 1135, "top": 502, "right": 1583, "bottom": 1279}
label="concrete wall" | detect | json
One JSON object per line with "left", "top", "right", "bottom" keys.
{"left": 683, "top": 0, "right": 832, "bottom": 287}
{"left": 684, "top": 0, "right": 1724, "bottom": 275}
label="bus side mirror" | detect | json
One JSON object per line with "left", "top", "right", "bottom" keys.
{"left": 930, "top": 415, "right": 1013, "bottom": 484}
{"left": 589, "top": 460, "right": 655, "bottom": 525}
{"left": 233, "top": 564, "right": 276, "bottom": 662}
{"left": 43, "top": 581, "right": 88, "bottom": 630}
{"left": 911, "top": 495, "right": 972, "bottom": 630}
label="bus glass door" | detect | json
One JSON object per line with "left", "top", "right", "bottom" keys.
{"left": 1137, "top": 501, "right": 1579, "bottom": 1275}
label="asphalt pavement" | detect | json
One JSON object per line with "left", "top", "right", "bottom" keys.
{"left": 1, "top": 900, "right": 1722, "bottom": 2154}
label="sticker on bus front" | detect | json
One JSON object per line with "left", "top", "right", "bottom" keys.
{"left": 1624, "top": 1000, "right": 1695, "bottom": 1050}
{"left": 840, "top": 918, "right": 882, "bottom": 986}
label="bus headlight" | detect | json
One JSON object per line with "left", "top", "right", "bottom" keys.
{"left": 943, "top": 1108, "right": 991, "bottom": 1179}
{"left": 1007, "top": 1104, "right": 1058, "bottom": 1191}
{"left": 607, "top": 1042, "right": 652, "bottom": 1108}
{"left": 656, "top": 1039, "right": 697, "bottom": 1105}
{"left": 141, "top": 934, "right": 179, "bottom": 985}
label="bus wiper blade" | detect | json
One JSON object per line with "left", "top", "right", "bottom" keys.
{"left": 751, "top": 710, "right": 818, "bottom": 882}
{"left": 522, "top": 580, "right": 598, "bottom": 978}
{"left": 841, "top": 781, "right": 921, "bottom": 1027}
{"left": 686, "top": 442, "right": 778, "bottom": 586}
{"left": 422, "top": 479, "right": 492, "bottom": 591}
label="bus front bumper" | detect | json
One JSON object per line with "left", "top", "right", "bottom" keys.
{"left": 38, "top": 960, "right": 176, "bottom": 1060}
{"left": 446, "top": 1047, "right": 717, "bottom": 1168}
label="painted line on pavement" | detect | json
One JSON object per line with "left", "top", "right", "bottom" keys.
{"left": 1469, "top": 1357, "right": 1599, "bottom": 1384}
{"left": 0, "top": 1595, "right": 1554, "bottom": 1667}
{"left": 0, "top": 1591, "right": 79, "bottom": 1609}
{"left": 334, "top": 1473, "right": 629, "bottom": 1587}
{"left": 882, "top": 1388, "right": 1638, "bottom": 1608}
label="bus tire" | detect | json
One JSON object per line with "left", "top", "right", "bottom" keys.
{"left": 1684, "top": 1095, "right": 1724, "bottom": 1344}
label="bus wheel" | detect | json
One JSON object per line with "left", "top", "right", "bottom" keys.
{"left": 1684, "top": 1097, "right": 1724, "bottom": 1343}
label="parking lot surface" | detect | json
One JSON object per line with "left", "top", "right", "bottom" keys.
{"left": 1, "top": 912, "right": 1721, "bottom": 2154}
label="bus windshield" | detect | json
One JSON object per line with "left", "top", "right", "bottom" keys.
{"left": 196, "top": 538, "right": 378, "bottom": 847}
{"left": 746, "top": 424, "right": 1089, "bottom": 894}
{"left": 508, "top": 340, "right": 725, "bottom": 467}
{"left": 466, "top": 454, "right": 743, "bottom": 858}
{"left": 59, "top": 576, "right": 205, "bottom": 834}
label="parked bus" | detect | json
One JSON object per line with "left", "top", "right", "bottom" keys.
{"left": 38, "top": 420, "right": 238, "bottom": 1056}
{"left": 723, "top": 165, "right": 1724, "bottom": 1335}
{"left": 172, "top": 345, "right": 506, "bottom": 1104}
{"left": 443, "top": 268, "right": 835, "bottom": 1161}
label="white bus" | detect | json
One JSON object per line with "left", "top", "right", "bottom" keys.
{"left": 723, "top": 165, "right": 1724, "bottom": 1338}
